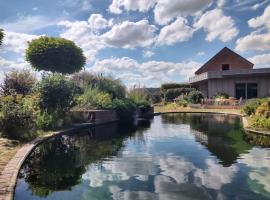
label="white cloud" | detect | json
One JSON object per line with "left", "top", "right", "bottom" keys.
{"left": 88, "top": 14, "right": 110, "bottom": 31}
{"left": 90, "top": 57, "right": 201, "bottom": 87}
{"left": 248, "top": 5, "right": 270, "bottom": 29}
{"left": 157, "top": 17, "right": 194, "bottom": 45}
{"left": 217, "top": 0, "right": 226, "bottom": 7}
{"left": 102, "top": 20, "right": 157, "bottom": 49}
{"left": 143, "top": 50, "right": 155, "bottom": 58}
{"left": 194, "top": 9, "right": 239, "bottom": 42}
{"left": 2, "top": 31, "right": 40, "bottom": 54}
{"left": 235, "top": 5, "right": 270, "bottom": 52}
{"left": 109, "top": 0, "right": 157, "bottom": 14}
{"left": 249, "top": 53, "right": 270, "bottom": 68}
{"left": 0, "top": 15, "right": 60, "bottom": 33}
{"left": 154, "top": 0, "right": 212, "bottom": 25}
{"left": 197, "top": 51, "right": 205, "bottom": 56}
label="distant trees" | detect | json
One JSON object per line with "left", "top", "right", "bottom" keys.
{"left": 0, "top": 29, "right": 4, "bottom": 46}
{"left": 26, "top": 36, "right": 86, "bottom": 74}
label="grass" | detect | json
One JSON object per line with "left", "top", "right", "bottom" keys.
{"left": 154, "top": 103, "right": 242, "bottom": 115}
{"left": 0, "top": 138, "right": 21, "bottom": 174}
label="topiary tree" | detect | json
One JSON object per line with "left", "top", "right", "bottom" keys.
{"left": 0, "top": 29, "right": 4, "bottom": 46}
{"left": 26, "top": 36, "right": 86, "bottom": 74}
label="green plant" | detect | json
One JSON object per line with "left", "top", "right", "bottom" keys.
{"left": 242, "top": 98, "right": 269, "bottom": 116}
{"left": 72, "top": 72, "right": 126, "bottom": 99}
{"left": 112, "top": 98, "right": 136, "bottom": 122}
{"left": 161, "top": 83, "right": 191, "bottom": 94}
{"left": 213, "top": 92, "right": 229, "bottom": 99}
{"left": 0, "top": 95, "right": 36, "bottom": 140}
{"left": 26, "top": 36, "right": 86, "bottom": 74}
{"left": 176, "top": 99, "right": 188, "bottom": 107}
{"left": 250, "top": 115, "right": 270, "bottom": 130}
{"left": 0, "top": 69, "right": 36, "bottom": 96}
{"left": 128, "top": 88, "right": 151, "bottom": 108}
{"left": 77, "top": 88, "right": 112, "bottom": 109}
{"left": 255, "top": 101, "right": 270, "bottom": 117}
{"left": 0, "top": 28, "right": 4, "bottom": 46}
{"left": 187, "top": 90, "right": 204, "bottom": 104}
{"left": 164, "top": 88, "right": 194, "bottom": 102}
{"left": 34, "top": 74, "right": 76, "bottom": 115}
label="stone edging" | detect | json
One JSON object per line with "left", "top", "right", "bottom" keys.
{"left": 0, "top": 127, "right": 77, "bottom": 200}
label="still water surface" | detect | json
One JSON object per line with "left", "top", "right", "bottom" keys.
{"left": 15, "top": 113, "right": 270, "bottom": 200}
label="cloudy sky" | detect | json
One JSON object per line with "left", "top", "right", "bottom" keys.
{"left": 0, "top": 0, "right": 270, "bottom": 87}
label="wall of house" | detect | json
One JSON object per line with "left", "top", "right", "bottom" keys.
{"left": 198, "top": 82, "right": 208, "bottom": 97}
{"left": 207, "top": 76, "right": 270, "bottom": 98}
{"left": 196, "top": 48, "right": 253, "bottom": 75}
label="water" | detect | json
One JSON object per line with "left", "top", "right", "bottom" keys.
{"left": 14, "top": 113, "right": 270, "bottom": 200}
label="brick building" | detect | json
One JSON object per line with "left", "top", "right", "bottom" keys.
{"left": 189, "top": 47, "right": 270, "bottom": 99}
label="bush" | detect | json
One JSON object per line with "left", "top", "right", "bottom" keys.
{"left": 176, "top": 99, "right": 188, "bottom": 107}
{"left": 72, "top": 72, "right": 126, "bottom": 99}
{"left": 164, "top": 88, "right": 194, "bottom": 102}
{"left": 242, "top": 98, "right": 269, "bottom": 116}
{"left": 0, "top": 95, "right": 36, "bottom": 140}
{"left": 26, "top": 36, "right": 86, "bottom": 74}
{"left": 128, "top": 89, "right": 151, "bottom": 108}
{"left": 77, "top": 88, "right": 112, "bottom": 109}
{"left": 161, "top": 83, "right": 191, "bottom": 94}
{"left": 112, "top": 98, "right": 136, "bottom": 122}
{"left": 250, "top": 115, "right": 270, "bottom": 130}
{"left": 255, "top": 101, "right": 270, "bottom": 117}
{"left": 187, "top": 90, "right": 204, "bottom": 104}
{"left": 213, "top": 92, "right": 229, "bottom": 99}
{"left": 0, "top": 69, "right": 36, "bottom": 96}
{"left": 34, "top": 74, "right": 76, "bottom": 115}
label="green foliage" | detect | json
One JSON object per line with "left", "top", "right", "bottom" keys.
{"left": 0, "top": 69, "right": 36, "bottom": 96}
{"left": 72, "top": 72, "right": 126, "bottom": 99}
{"left": 34, "top": 74, "right": 76, "bottom": 114}
{"left": 77, "top": 88, "right": 112, "bottom": 109}
{"left": 161, "top": 83, "right": 190, "bottom": 94}
{"left": 0, "top": 28, "right": 4, "bottom": 46}
{"left": 164, "top": 88, "right": 194, "bottom": 102}
{"left": 242, "top": 98, "right": 269, "bottom": 116}
{"left": 213, "top": 92, "right": 229, "bottom": 99}
{"left": 175, "top": 99, "right": 188, "bottom": 107}
{"left": 250, "top": 115, "right": 270, "bottom": 130}
{"left": 128, "top": 89, "right": 151, "bottom": 108}
{"left": 0, "top": 95, "right": 36, "bottom": 140}
{"left": 187, "top": 90, "right": 204, "bottom": 104}
{"left": 255, "top": 101, "right": 270, "bottom": 117}
{"left": 112, "top": 98, "right": 136, "bottom": 122}
{"left": 26, "top": 36, "right": 86, "bottom": 74}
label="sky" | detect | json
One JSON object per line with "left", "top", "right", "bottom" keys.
{"left": 0, "top": 0, "right": 270, "bottom": 87}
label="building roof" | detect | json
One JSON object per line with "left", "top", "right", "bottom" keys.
{"left": 195, "top": 47, "right": 254, "bottom": 75}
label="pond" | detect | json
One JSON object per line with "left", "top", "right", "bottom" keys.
{"left": 14, "top": 113, "right": 270, "bottom": 200}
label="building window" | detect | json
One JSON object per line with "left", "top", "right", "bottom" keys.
{"left": 222, "top": 64, "right": 230, "bottom": 71}
{"left": 235, "top": 83, "right": 258, "bottom": 99}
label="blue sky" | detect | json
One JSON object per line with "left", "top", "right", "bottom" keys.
{"left": 0, "top": 0, "right": 270, "bottom": 87}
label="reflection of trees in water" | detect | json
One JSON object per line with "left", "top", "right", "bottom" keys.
{"left": 18, "top": 121, "right": 151, "bottom": 197}
{"left": 161, "top": 113, "right": 252, "bottom": 167}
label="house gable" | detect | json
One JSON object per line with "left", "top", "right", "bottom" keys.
{"left": 195, "top": 47, "right": 254, "bottom": 75}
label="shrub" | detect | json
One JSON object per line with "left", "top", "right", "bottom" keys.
{"left": 77, "top": 88, "right": 112, "bottom": 109}
{"left": 250, "top": 115, "right": 270, "bottom": 130}
{"left": 34, "top": 74, "right": 76, "bottom": 115}
{"left": 164, "top": 88, "right": 194, "bottom": 102}
{"left": 242, "top": 98, "right": 269, "bottom": 116}
{"left": 0, "top": 69, "right": 36, "bottom": 96}
{"left": 112, "top": 98, "right": 136, "bottom": 122}
{"left": 0, "top": 28, "right": 4, "bottom": 46}
{"left": 0, "top": 95, "right": 36, "bottom": 140}
{"left": 26, "top": 37, "right": 86, "bottom": 74}
{"left": 255, "top": 101, "right": 270, "bottom": 117}
{"left": 176, "top": 99, "right": 188, "bottom": 107}
{"left": 213, "top": 92, "right": 229, "bottom": 99}
{"left": 128, "top": 89, "right": 151, "bottom": 108}
{"left": 187, "top": 90, "right": 204, "bottom": 104}
{"left": 161, "top": 83, "right": 191, "bottom": 94}
{"left": 72, "top": 72, "right": 126, "bottom": 99}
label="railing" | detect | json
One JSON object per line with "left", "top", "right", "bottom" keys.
{"left": 189, "top": 68, "right": 270, "bottom": 83}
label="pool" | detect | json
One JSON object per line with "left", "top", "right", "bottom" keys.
{"left": 14, "top": 113, "right": 270, "bottom": 200}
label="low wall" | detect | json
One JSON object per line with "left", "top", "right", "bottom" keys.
{"left": 71, "top": 110, "right": 119, "bottom": 125}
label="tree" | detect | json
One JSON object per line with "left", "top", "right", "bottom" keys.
{"left": 0, "top": 29, "right": 4, "bottom": 46}
{"left": 26, "top": 36, "right": 86, "bottom": 74}
{"left": 0, "top": 69, "right": 36, "bottom": 96}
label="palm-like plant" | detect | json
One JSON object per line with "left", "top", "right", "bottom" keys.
{"left": 0, "top": 29, "right": 4, "bottom": 45}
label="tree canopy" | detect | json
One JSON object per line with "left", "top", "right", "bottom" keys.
{"left": 0, "top": 29, "right": 4, "bottom": 46}
{"left": 26, "top": 36, "right": 86, "bottom": 74}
